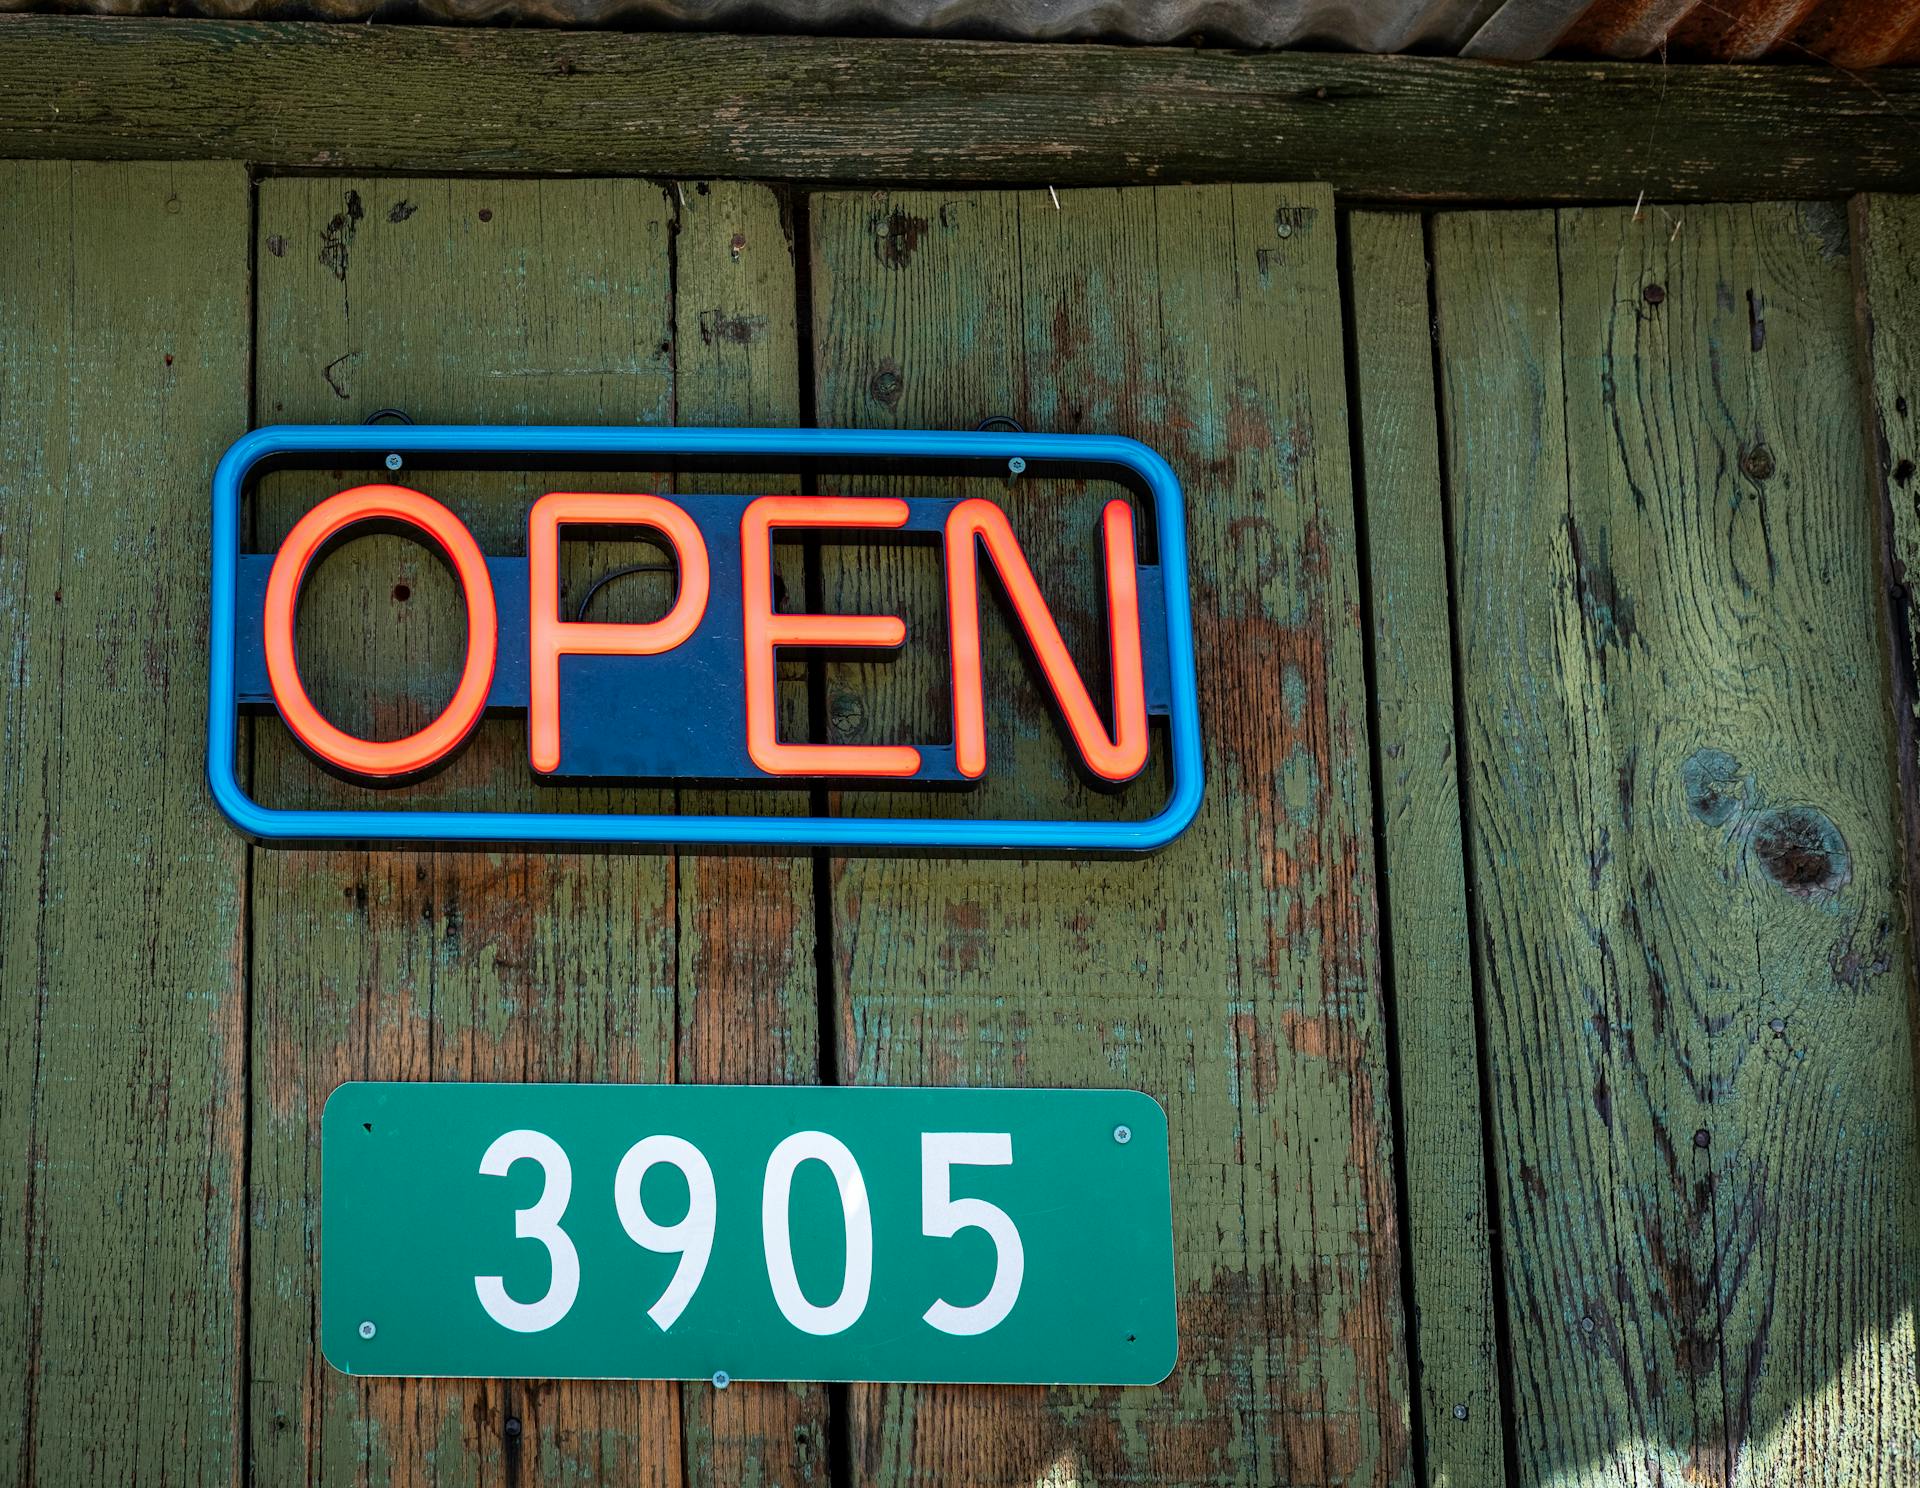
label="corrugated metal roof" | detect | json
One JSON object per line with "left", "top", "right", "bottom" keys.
{"left": 1557, "top": 0, "right": 1920, "bottom": 65}
{"left": 5, "top": 0, "right": 1916, "bottom": 62}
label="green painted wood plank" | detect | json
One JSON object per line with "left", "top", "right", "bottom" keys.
{"left": 7, "top": 18, "right": 1920, "bottom": 203}
{"left": 245, "top": 177, "right": 817, "bottom": 1488}
{"left": 669, "top": 178, "right": 828, "bottom": 1488}
{"left": 0, "top": 162, "right": 251, "bottom": 1487}
{"left": 1345, "top": 210, "right": 1506, "bottom": 1488}
{"left": 809, "top": 184, "right": 1412, "bottom": 1487}
{"left": 1851, "top": 194, "right": 1920, "bottom": 1018}
{"left": 1435, "top": 203, "right": 1920, "bottom": 1486}
{"left": 245, "top": 176, "right": 809, "bottom": 1487}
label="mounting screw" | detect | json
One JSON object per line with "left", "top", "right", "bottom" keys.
{"left": 384, "top": 452, "right": 403, "bottom": 471}
{"left": 1007, "top": 456, "right": 1026, "bottom": 477}
{"left": 358, "top": 1320, "right": 377, "bottom": 1340}
{"left": 711, "top": 1371, "right": 731, "bottom": 1390}
{"left": 1112, "top": 1124, "right": 1132, "bottom": 1145}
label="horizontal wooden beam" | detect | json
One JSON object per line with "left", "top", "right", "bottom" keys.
{"left": 2, "top": 17, "right": 1916, "bottom": 201}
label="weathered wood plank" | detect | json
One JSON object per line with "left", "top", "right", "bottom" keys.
{"left": 1345, "top": 209, "right": 1506, "bottom": 1488}
{"left": 1435, "top": 203, "right": 1920, "bottom": 1486}
{"left": 245, "top": 176, "right": 688, "bottom": 1488}
{"left": 810, "top": 184, "right": 1411, "bottom": 1487}
{"left": 244, "top": 175, "right": 821, "bottom": 1487}
{"left": 669, "top": 178, "right": 829, "bottom": 1488}
{"left": 0, "top": 163, "right": 250, "bottom": 1487}
{"left": 5, "top": 18, "right": 1920, "bottom": 202}
{"left": 1851, "top": 194, "right": 1920, "bottom": 1047}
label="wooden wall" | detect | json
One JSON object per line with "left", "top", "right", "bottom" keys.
{"left": 2, "top": 164, "right": 1917, "bottom": 1488}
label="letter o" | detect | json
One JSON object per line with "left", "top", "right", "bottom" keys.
{"left": 263, "top": 483, "right": 497, "bottom": 779}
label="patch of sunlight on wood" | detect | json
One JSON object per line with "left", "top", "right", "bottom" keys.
{"left": 1034, "top": 1448, "right": 1082, "bottom": 1488}
{"left": 1736, "top": 1307, "right": 1920, "bottom": 1487}
{"left": 1531, "top": 1309, "right": 1920, "bottom": 1488}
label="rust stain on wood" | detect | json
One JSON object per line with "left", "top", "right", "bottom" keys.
{"left": 810, "top": 182, "right": 1411, "bottom": 1487}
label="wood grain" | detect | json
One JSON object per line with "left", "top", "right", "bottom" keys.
{"left": 1435, "top": 203, "right": 1920, "bottom": 1487}
{"left": 669, "top": 178, "right": 828, "bottom": 1488}
{"left": 809, "top": 184, "right": 1412, "bottom": 1487}
{"left": 248, "top": 174, "right": 681, "bottom": 1488}
{"left": 1345, "top": 209, "right": 1507, "bottom": 1488}
{"left": 245, "top": 176, "right": 818, "bottom": 1487}
{"left": 0, "top": 163, "right": 251, "bottom": 1487}
{"left": 1856, "top": 196, "right": 1920, "bottom": 695}
{"left": 5, "top": 17, "right": 1920, "bottom": 202}
{"left": 1850, "top": 194, "right": 1920, "bottom": 1091}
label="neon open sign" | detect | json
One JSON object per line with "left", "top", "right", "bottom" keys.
{"left": 208, "top": 427, "right": 1202, "bottom": 852}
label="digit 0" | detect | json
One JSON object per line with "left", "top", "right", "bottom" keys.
{"left": 762, "top": 1131, "right": 873, "bottom": 1336}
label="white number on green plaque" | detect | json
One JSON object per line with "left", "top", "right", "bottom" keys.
{"left": 762, "top": 1129, "right": 874, "bottom": 1335}
{"left": 921, "top": 1132, "right": 1025, "bottom": 1336}
{"left": 473, "top": 1129, "right": 581, "bottom": 1333}
{"left": 613, "top": 1135, "right": 717, "bottom": 1331}
{"left": 472, "top": 1129, "right": 1027, "bottom": 1337}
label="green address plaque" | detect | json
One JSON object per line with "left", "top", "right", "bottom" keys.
{"left": 321, "top": 1082, "right": 1177, "bottom": 1385}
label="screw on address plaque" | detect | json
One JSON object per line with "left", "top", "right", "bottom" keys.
{"left": 358, "top": 1320, "right": 377, "bottom": 1340}
{"left": 384, "top": 453, "right": 403, "bottom": 471}
{"left": 711, "top": 1371, "right": 731, "bottom": 1390}
{"left": 1113, "top": 1125, "right": 1132, "bottom": 1144}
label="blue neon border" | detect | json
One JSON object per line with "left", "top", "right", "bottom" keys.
{"left": 208, "top": 425, "right": 1204, "bottom": 852}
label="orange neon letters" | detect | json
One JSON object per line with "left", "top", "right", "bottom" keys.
{"left": 264, "top": 484, "right": 498, "bottom": 778}
{"left": 268, "top": 487, "right": 1152, "bottom": 788}
{"left": 944, "top": 497, "right": 1148, "bottom": 783}
{"left": 527, "top": 493, "right": 711, "bottom": 775}
{"left": 740, "top": 496, "right": 920, "bottom": 777}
